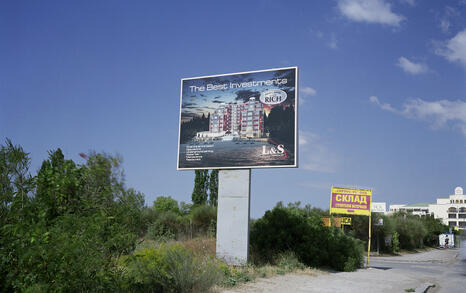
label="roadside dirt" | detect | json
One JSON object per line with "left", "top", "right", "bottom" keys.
{"left": 220, "top": 249, "right": 463, "bottom": 293}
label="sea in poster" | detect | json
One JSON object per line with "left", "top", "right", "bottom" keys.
{"left": 177, "top": 67, "right": 297, "bottom": 170}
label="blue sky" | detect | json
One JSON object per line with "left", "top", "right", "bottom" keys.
{"left": 1, "top": 0, "right": 465, "bottom": 218}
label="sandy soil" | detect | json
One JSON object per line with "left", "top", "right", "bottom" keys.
{"left": 220, "top": 249, "right": 462, "bottom": 293}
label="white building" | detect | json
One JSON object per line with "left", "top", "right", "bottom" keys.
{"left": 388, "top": 187, "right": 466, "bottom": 230}
{"left": 371, "top": 202, "right": 387, "bottom": 214}
{"left": 209, "top": 98, "right": 264, "bottom": 138}
{"left": 429, "top": 187, "right": 466, "bottom": 230}
{"left": 240, "top": 97, "right": 264, "bottom": 138}
{"left": 389, "top": 203, "right": 430, "bottom": 216}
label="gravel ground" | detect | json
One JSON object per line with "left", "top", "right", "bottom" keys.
{"left": 220, "top": 249, "right": 463, "bottom": 293}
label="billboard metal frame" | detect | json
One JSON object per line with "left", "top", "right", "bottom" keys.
{"left": 177, "top": 67, "right": 298, "bottom": 170}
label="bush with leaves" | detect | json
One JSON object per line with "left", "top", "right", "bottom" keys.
{"left": 250, "top": 202, "right": 363, "bottom": 271}
{"left": 0, "top": 139, "right": 144, "bottom": 291}
{"left": 190, "top": 204, "right": 217, "bottom": 235}
{"left": 147, "top": 211, "right": 189, "bottom": 241}
{"left": 326, "top": 227, "right": 364, "bottom": 271}
{"left": 121, "top": 244, "right": 222, "bottom": 293}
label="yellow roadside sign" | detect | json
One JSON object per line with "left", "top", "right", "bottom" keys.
{"left": 341, "top": 217, "right": 352, "bottom": 225}
{"left": 330, "top": 187, "right": 372, "bottom": 216}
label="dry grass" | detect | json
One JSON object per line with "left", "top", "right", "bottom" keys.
{"left": 137, "top": 236, "right": 320, "bottom": 291}
{"left": 180, "top": 236, "right": 216, "bottom": 257}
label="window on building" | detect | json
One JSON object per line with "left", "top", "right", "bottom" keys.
{"left": 459, "top": 207, "right": 466, "bottom": 213}
{"left": 459, "top": 222, "right": 466, "bottom": 227}
{"left": 458, "top": 214, "right": 466, "bottom": 219}
{"left": 448, "top": 207, "right": 458, "bottom": 213}
{"left": 449, "top": 221, "right": 457, "bottom": 227}
{"left": 449, "top": 214, "right": 457, "bottom": 218}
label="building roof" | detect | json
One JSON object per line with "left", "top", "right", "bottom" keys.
{"left": 404, "top": 202, "right": 432, "bottom": 207}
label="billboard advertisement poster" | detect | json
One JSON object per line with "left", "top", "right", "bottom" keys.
{"left": 330, "top": 187, "right": 372, "bottom": 216}
{"left": 177, "top": 67, "right": 298, "bottom": 170}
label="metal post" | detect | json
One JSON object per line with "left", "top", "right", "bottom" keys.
{"left": 216, "top": 169, "right": 251, "bottom": 265}
{"left": 367, "top": 213, "right": 371, "bottom": 268}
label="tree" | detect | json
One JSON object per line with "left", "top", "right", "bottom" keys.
{"left": 36, "top": 148, "right": 85, "bottom": 221}
{"left": 153, "top": 196, "right": 180, "bottom": 214}
{"left": 192, "top": 170, "right": 208, "bottom": 205}
{"left": 0, "top": 138, "right": 34, "bottom": 218}
{"left": 208, "top": 170, "right": 218, "bottom": 206}
{"left": 0, "top": 141, "right": 144, "bottom": 291}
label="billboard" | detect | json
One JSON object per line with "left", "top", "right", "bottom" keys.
{"left": 330, "top": 187, "right": 372, "bottom": 216}
{"left": 371, "top": 202, "right": 386, "bottom": 213}
{"left": 177, "top": 67, "right": 298, "bottom": 170}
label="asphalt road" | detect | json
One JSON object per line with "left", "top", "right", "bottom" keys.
{"left": 222, "top": 240, "right": 466, "bottom": 293}
{"left": 370, "top": 239, "right": 466, "bottom": 293}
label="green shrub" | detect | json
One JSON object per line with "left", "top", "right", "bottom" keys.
{"left": 392, "top": 231, "right": 400, "bottom": 253}
{"left": 250, "top": 203, "right": 363, "bottom": 271}
{"left": 326, "top": 227, "right": 364, "bottom": 271}
{"left": 147, "top": 211, "right": 189, "bottom": 241}
{"left": 190, "top": 205, "right": 217, "bottom": 234}
{"left": 250, "top": 204, "right": 325, "bottom": 267}
{"left": 275, "top": 251, "right": 305, "bottom": 274}
{"left": 220, "top": 266, "right": 253, "bottom": 287}
{"left": 122, "top": 244, "right": 222, "bottom": 293}
{"left": 162, "top": 244, "right": 221, "bottom": 293}
{"left": 153, "top": 196, "right": 181, "bottom": 214}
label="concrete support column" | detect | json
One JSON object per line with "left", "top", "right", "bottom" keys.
{"left": 216, "top": 169, "right": 251, "bottom": 265}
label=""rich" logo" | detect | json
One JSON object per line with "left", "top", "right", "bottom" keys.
{"left": 259, "top": 89, "right": 287, "bottom": 105}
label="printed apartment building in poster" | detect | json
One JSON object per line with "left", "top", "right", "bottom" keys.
{"left": 177, "top": 67, "right": 298, "bottom": 170}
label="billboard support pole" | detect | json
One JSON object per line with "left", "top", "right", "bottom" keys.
{"left": 216, "top": 169, "right": 251, "bottom": 265}
{"left": 367, "top": 213, "right": 371, "bottom": 268}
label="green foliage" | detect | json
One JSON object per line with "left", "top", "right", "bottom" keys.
{"left": 326, "top": 227, "right": 364, "bottom": 271}
{"left": 117, "top": 188, "right": 146, "bottom": 237}
{"left": 3, "top": 211, "right": 136, "bottom": 292}
{"left": 392, "top": 214, "right": 426, "bottom": 250}
{"left": 392, "top": 231, "right": 400, "bottom": 253}
{"left": 122, "top": 244, "right": 222, "bottom": 293}
{"left": 147, "top": 211, "right": 187, "bottom": 241}
{"left": 153, "top": 196, "right": 181, "bottom": 214}
{"left": 144, "top": 203, "right": 217, "bottom": 242}
{"left": 36, "top": 149, "right": 85, "bottom": 221}
{"left": 221, "top": 266, "right": 253, "bottom": 287}
{"left": 274, "top": 251, "right": 305, "bottom": 274}
{"left": 0, "top": 140, "right": 144, "bottom": 292}
{"left": 421, "top": 214, "right": 447, "bottom": 247}
{"left": 192, "top": 170, "right": 209, "bottom": 205}
{"left": 250, "top": 202, "right": 363, "bottom": 271}
{"left": 190, "top": 204, "right": 217, "bottom": 235}
{"left": 348, "top": 212, "right": 447, "bottom": 253}
{"left": 208, "top": 170, "right": 218, "bottom": 206}
{"left": 0, "top": 138, "right": 34, "bottom": 219}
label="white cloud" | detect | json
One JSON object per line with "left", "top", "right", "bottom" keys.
{"left": 439, "top": 6, "right": 459, "bottom": 34}
{"left": 328, "top": 34, "right": 338, "bottom": 49}
{"left": 396, "top": 57, "right": 429, "bottom": 74}
{"left": 440, "top": 19, "right": 451, "bottom": 34}
{"left": 338, "top": 0, "right": 404, "bottom": 27}
{"left": 301, "top": 87, "right": 317, "bottom": 96}
{"left": 369, "top": 96, "right": 396, "bottom": 112}
{"left": 370, "top": 96, "right": 466, "bottom": 136}
{"left": 310, "top": 29, "right": 338, "bottom": 50}
{"left": 400, "top": 0, "right": 415, "bottom": 6}
{"left": 436, "top": 29, "right": 466, "bottom": 67}
{"left": 300, "top": 87, "right": 317, "bottom": 105}
{"left": 299, "top": 131, "right": 339, "bottom": 173}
